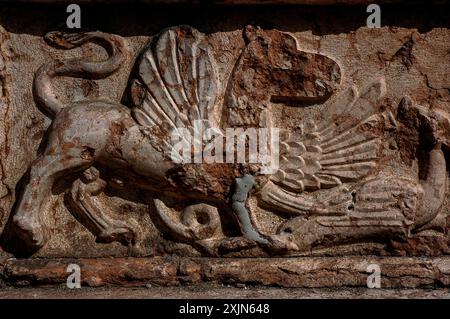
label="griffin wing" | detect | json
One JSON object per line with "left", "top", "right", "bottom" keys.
{"left": 130, "top": 25, "right": 220, "bottom": 131}
{"left": 270, "top": 79, "right": 387, "bottom": 193}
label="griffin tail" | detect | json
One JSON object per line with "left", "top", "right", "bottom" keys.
{"left": 33, "top": 31, "right": 127, "bottom": 117}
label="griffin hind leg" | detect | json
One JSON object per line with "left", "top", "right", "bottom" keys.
{"left": 65, "top": 167, "right": 138, "bottom": 246}
{"left": 231, "top": 175, "right": 299, "bottom": 253}
{"left": 231, "top": 175, "right": 269, "bottom": 245}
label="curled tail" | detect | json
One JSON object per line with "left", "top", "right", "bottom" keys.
{"left": 33, "top": 31, "right": 127, "bottom": 117}
{"left": 415, "top": 143, "right": 447, "bottom": 229}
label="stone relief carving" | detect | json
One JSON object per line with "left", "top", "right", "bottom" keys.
{"left": 7, "top": 25, "right": 450, "bottom": 257}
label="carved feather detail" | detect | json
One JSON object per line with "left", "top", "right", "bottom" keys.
{"left": 131, "top": 26, "right": 220, "bottom": 131}
{"left": 315, "top": 178, "right": 420, "bottom": 227}
{"left": 270, "top": 79, "right": 386, "bottom": 193}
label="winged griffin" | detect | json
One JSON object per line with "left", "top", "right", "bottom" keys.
{"left": 11, "top": 26, "right": 448, "bottom": 255}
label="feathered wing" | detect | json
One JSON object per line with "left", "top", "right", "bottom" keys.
{"left": 263, "top": 79, "right": 387, "bottom": 214}
{"left": 130, "top": 25, "right": 220, "bottom": 133}
{"left": 315, "top": 177, "right": 419, "bottom": 228}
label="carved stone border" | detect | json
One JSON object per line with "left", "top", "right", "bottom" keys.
{"left": 2, "top": 257, "right": 449, "bottom": 288}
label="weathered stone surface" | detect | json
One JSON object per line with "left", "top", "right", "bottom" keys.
{"left": 2, "top": 256, "right": 450, "bottom": 288}
{"left": 0, "top": 2, "right": 448, "bottom": 289}
{"left": 1, "top": 286, "right": 450, "bottom": 299}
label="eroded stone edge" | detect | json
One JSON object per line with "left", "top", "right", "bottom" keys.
{"left": 2, "top": 256, "right": 449, "bottom": 288}
{"left": 0, "top": 26, "right": 12, "bottom": 236}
